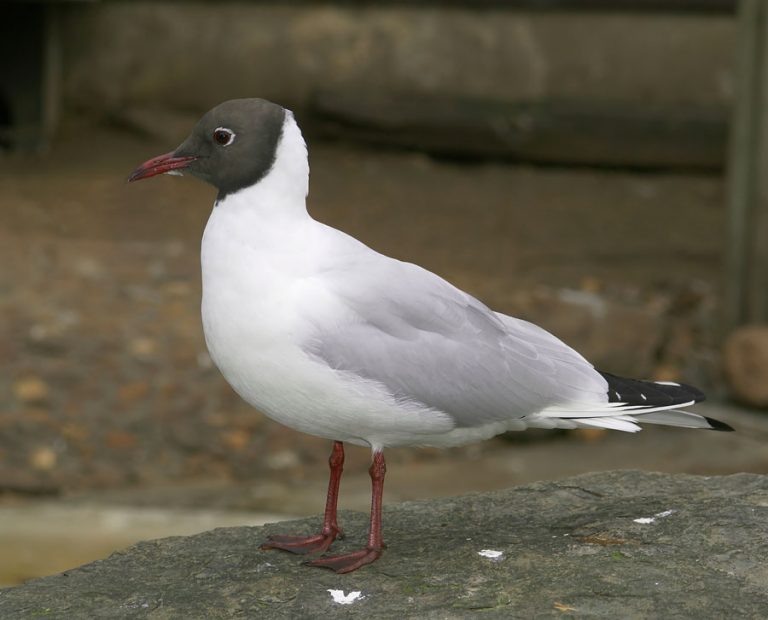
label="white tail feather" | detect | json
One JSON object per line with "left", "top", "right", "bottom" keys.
{"left": 572, "top": 417, "right": 641, "bottom": 432}
{"left": 528, "top": 401, "right": 716, "bottom": 433}
{"left": 539, "top": 400, "right": 696, "bottom": 418}
{"left": 631, "top": 409, "right": 715, "bottom": 430}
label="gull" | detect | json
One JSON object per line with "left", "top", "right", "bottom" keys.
{"left": 129, "top": 98, "right": 732, "bottom": 573}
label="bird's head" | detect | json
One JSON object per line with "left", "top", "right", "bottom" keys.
{"left": 128, "top": 98, "right": 286, "bottom": 198}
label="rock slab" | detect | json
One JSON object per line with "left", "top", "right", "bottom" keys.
{"left": 1, "top": 471, "right": 767, "bottom": 619}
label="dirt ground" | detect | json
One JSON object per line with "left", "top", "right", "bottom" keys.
{"left": 1, "top": 118, "right": 729, "bottom": 491}
{"left": 0, "top": 117, "right": 763, "bottom": 584}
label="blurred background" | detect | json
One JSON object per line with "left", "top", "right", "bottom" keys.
{"left": 2, "top": 0, "right": 768, "bottom": 587}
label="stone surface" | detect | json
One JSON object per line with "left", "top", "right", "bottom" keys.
{"left": 1, "top": 471, "right": 767, "bottom": 619}
{"left": 723, "top": 325, "right": 768, "bottom": 407}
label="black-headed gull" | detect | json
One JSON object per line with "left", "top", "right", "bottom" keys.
{"left": 129, "top": 98, "right": 732, "bottom": 573}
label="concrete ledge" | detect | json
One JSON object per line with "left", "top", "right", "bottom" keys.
{"left": 1, "top": 471, "right": 766, "bottom": 618}
{"left": 59, "top": 5, "right": 735, "bottom": 114}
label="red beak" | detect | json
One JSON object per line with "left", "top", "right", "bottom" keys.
{"left": 128, "top": 151, "right": 199, "bottom": 182}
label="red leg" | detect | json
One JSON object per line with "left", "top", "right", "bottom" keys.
{"left": 305, "top": 450, "right": 386, "bottom": 573}
{"left": 261, "top": 441, "right": 345, "bottom": 555}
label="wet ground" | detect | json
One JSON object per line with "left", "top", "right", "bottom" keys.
{"left": 1, "top": 118, "right": 762, "bottom": 586}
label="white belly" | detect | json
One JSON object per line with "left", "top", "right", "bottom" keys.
{"left": 201, "top": 301, "right": 456, "bottom": 449}
{"left": 199, "top": 207, "right": 455, "bottom": 450}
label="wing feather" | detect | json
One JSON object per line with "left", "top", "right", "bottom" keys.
{"left": 304, "top": 257, "right": 608, "bottom": 427}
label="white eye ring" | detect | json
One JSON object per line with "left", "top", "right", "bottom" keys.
{"left": 213, "top": 127, "right": 236, "bottom": 147}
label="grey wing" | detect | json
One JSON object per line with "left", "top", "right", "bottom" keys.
{"left": 305, "top": 258, "right": 608, "bottom": 427}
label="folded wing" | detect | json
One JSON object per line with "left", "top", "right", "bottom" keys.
{"left": 304, "top": 257, "right": 609, "bottom": 428}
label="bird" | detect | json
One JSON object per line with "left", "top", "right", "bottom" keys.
{"left": 129, "top": 98, "right": 733, "bottom": 574}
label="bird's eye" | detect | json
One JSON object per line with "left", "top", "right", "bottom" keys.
{"left": 213, "top": 127, "right": 235, "bottom": 146}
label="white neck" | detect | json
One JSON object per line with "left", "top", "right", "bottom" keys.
{"left": 215, "top": 110, "right": 310, "bottom": 218}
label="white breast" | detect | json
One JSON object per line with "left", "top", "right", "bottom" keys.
{"left": 200, "top": 203, "right": 455, "bottom": 448}
{"left": 201, "top": 192, "right": 333, "bottom": 432}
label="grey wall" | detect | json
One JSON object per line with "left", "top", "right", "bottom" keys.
{"left": 59, "top": 3, "right": 736, "bottom": 115}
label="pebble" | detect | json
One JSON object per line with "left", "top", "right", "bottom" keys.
{"left": 29, "top": 446, "right": 57, "bottom": 471}
{"left": 573, "top": 428, "right": 608, "bottom": 442}
{"left": 72, "top": 256, "right": 105, "bottom": 280}
{"left": 105, "top": 431, "right": 139, "bottom": 450}
{"left": 129, "top": 337, "right": 158, "bottom": 360}
{"left": 652, "top": 364, "right": 681, "bottom": 383}
{"left": 265, "top": 450, "right": 301, "bottom": 470}
{"left": 220, "top": 429, "right": 251, "bottom": 452}
{"left": 118, "top": 381, "right": 150, "bottom": 404}
{"left": 13, "top": 377, "right": 50, "bottom": 404}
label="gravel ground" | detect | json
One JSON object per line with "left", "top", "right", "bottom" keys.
{"left": 0, "top": 119, "right": 743, "bottom": 498}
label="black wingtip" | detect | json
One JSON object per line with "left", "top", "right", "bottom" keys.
{"left": 705, "top": 416, "right": 734, "bottom": 432}
{"left": 685, "top": 384, "right": 707, "bottom": 404}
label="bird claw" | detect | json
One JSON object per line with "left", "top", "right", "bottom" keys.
{"left": 261, "top": 528, "right": 341, "bottom": 555}
{"left": 304, "top": 546, "right": 383, "bottom": 573}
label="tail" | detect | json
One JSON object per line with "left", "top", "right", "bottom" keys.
{"left": 533, "top": 371, "right": 733, "bottom": 433}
